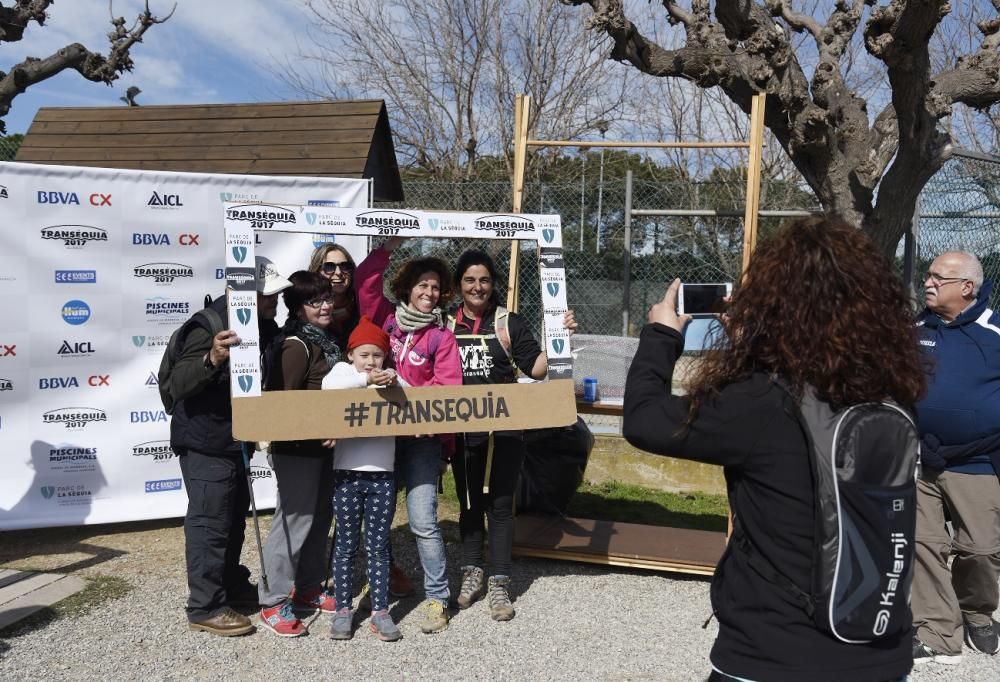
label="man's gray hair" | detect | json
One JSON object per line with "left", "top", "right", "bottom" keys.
{"left": 950, "top": 251, "right": 984, "bottom": 297}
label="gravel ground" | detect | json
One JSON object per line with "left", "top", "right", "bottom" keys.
{"left": 1, "top": 516, "right": 998, "bottom": 681}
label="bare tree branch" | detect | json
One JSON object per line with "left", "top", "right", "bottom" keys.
{"left": 0, "top": 1, "right": 173, "bottom": 134}
{"left": 0, "top": 0, "right": 53, "bottom": 42}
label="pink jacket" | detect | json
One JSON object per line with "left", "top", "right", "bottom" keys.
{"left": 355, "top": 245, "right": 462, "bottom": 388}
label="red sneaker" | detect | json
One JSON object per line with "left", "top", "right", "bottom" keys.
{"left": 291, "top": 586, "right": 337, "bottom": 614}
{"left": 389, "top": 564, "right": 414, "bottom": 598}
{"left": 259, "top": 602, "right": 307, "bottom": 637}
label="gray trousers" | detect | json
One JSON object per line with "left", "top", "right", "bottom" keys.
{"left": 913, "top": 469, "right": 1000, "bottom": 654}
{"left": 258, "top": 451, "right": 335, "bottom": 607}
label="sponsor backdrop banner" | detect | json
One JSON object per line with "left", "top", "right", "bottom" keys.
{"left": 0, "top": 161, "right": 369, "bottom": 530}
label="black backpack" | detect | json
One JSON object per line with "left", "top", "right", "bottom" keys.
{"left": 732, "top": 382, "right": 919, "bottom": 644}
{"left": 157, "top": 302, "right": 226, "bottom": 414}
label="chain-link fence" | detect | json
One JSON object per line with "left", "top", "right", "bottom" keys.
{"left": 0, "top": 136, "right": 19, "bottom": 161}
{"left": 379, "top": 177, "right": 819, "bottom": 336}
{"left": 912, "top": 149, "right": 1000, "bottom": 308}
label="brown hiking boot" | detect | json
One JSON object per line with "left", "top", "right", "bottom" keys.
{"left": 189, "top": 607, "right": 255, "bottom": 636}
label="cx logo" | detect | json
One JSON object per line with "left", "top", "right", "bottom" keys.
{"left": 89, "top": 193, "right": 112, "bottom": 206}
{"left": 0, "top": 344, "right": 15, "bottom": 357}
{"left": 179, "top": 233, "right": 200, "bottom": 246}
{"left": 88, "top": 375, "right": 110, "bottom": 386}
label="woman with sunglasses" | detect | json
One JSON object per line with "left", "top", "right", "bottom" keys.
{"left": 257, "top": 271, "right": 343, "bottom": 637}
{"left": 308, "top": 243, "right": 360, "bottom": 352}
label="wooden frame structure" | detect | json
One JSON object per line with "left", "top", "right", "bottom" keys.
{"left": 508, "top": 92, "right": 767, "bottom": 574}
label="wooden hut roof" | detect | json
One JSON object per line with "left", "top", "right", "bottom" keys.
{"left": 15, "top": 99, "right": 403, "bottom": 201}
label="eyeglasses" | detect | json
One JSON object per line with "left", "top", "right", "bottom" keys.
{"left": 321, "top": 261, "right": 354, "bottom": 274}
{"left": 304, "top": 297, "right": 334, "bottom": 309}
{"left": 925, "top": 272, "right": 968, "bottom": 287}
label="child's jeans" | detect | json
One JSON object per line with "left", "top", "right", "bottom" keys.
{"left": 331, "top": 470, "right": 396, "bottom": 612}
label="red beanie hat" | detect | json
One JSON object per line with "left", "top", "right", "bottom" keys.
{"left": 348, "top": 316, "right": 390, "bottom": 354}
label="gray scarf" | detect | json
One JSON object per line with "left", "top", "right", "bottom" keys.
{"left": 283, "top": 318, "right": 341, "bottom": 368}
{"left": 395, "top": 303, "right": 443, "bottom": 332}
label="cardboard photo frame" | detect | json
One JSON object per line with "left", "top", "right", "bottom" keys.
{"left": 222, "top": 204, "right": 576, "bottom": 440}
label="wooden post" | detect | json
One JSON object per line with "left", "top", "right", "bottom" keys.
{"left": 507, "top": 94, "right": 530, "bottom": 313}
{"left": 740, "top": 92, "right": 767, "bottom": 274}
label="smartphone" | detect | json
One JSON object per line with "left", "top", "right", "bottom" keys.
{"left": 678, "top": 283, "right": 732, "bottom": 318}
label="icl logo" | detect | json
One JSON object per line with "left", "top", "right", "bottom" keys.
{"left": 132, "top": 336, "right": 145, "bottom": 348}
{"left": 232, "top": 246, "right": 247, "bottom": 263}
{"left": 41, "top": 486, "right": 55, "bottom": 499}
{"left": 306, "top": 213, "right": 317, "bottom": 226}
{"left": 542, "top": 229, "right": 555, "bottom": 244}
{"left": 546, "top": 282, "right": 560, "bottom": 297}
{"left": 236, "top": 308, "right": 252, "bottom": 325}
{"left": 551, "top": 338, "right": 565, "bottom": 354}
{"left": 238, "top": 375, "right": 253, "bottom": 393}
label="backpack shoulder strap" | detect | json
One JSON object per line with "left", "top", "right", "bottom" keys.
{"left": 494, "top": 306, "right": 513, "bottom": 360}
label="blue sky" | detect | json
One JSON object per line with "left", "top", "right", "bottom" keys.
{"left": 1, "top": 0, "right": 315, "bottom": 134}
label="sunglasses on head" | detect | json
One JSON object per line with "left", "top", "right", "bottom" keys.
{"left": 321, "top": 261, "right": 354, "bottom": 274}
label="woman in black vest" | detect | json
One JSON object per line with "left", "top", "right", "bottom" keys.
{"left": 449, "top": 249, "right": 576, "bottom": 620}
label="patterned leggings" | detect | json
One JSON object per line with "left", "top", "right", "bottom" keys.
{"left": 331, "top": 470, "right": 397, "bottom": 612}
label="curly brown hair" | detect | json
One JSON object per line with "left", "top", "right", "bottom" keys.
{"left": 389, "top": 256, "right": 454, "bottom": 307}
{"left": 686, "top": 215, "right": 926, "bottom": 415}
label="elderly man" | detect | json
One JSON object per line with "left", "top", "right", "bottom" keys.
{"left": 169, "top": 257, "right": 289, "bottom": 636}
{"left": 912, "top": 251, "right": 1000, "bottom": 665}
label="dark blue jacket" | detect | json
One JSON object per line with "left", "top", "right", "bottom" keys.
{"left": 915, "top": 280, "right": 1000, "bottom": 474}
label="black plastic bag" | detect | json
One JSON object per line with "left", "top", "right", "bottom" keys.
{"left": 516, "top": 417, "right": 595, "bottom": 515}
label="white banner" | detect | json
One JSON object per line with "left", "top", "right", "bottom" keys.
{"left": 0, "top": 162, "right": 369, "bottom": 530}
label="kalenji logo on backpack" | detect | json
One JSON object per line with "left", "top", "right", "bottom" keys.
{"left": 733, "top": 382, "right": 920, "bottom": 644}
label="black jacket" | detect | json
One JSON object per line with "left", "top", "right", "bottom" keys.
{"left": 623, "top": 323, "right": 912, "bottom": 682}
{"left": 169, "top": 296, "right": 279, "bottom": 456}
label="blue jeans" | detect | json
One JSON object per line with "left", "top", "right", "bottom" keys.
{"left": 331, "top": 470, "right": 396, "bottom": 612}
{"left": 397, "top": 436, "right": 449, "bottom": 604}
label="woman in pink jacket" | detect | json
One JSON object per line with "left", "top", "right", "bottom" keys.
{"left": 355, "top": 237, "right": 461, "bottom": 634}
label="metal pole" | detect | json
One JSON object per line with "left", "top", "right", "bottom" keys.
{"left": 596, "top": 148, "right": 605, "bottom": 254}
{"left": 580, "top": 154, "right": 586, "bottom": 251}
{"left": 623, "top": 170, "right": 634, "bottom": 337}
{"left": 241, "top": 442, "right": 268, "bottom": 592}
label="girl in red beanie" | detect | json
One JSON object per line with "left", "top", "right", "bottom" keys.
{"left": 321, "top": 316, "right": 408, "bottom": 642}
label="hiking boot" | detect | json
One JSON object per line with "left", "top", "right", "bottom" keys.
{"left": 418, "top": 599, "right": 450, "bottom": 634}
{"left": 188, "top": 607, "right": 255, "bottom": 637}
{"left": 457, "top": 565, "right": 485, "bottom": 609}
{"left": 291, "top": 586, "right": 337, "bottom": 614}
{"left": 487, "top": 575, "right": 515, "bottom": 621}
{"left": 369, "top": 609, "right": 402, "bottom": 642}
{"left": 224, "top": 580, "right": 259, "bottom": 607}
{"left": 964, "top": 617, "right": 1000, "bottom": 655}
{"left": 259, "top": 602, "right": 307, "bottom": 637}
{"left": 389, "top": 563, "right": 415, "bottom": 598}
{"left": 913, "top": 637, "right": 963, "bottom": 665}
{"left": 329, "top": 607, "right": 353, "bottom": 640}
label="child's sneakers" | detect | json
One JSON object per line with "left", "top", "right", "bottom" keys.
{"left": 259, "top": 602, "right": 307, "bottom": 637}
{"left": 329, "top": 607, "right": 354, "bottom": 640}
{"left": 369, "top": 610, "right": 402, "bottom": 642}
{"left": 291, "top": 586, "right": 337, "bottom": 614}
{"left": 418, "top": 599, "right": 450, "bottom": 634}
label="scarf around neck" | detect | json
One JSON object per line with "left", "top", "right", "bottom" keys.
{"left": 283, "top": 318, "right": 341, "bottom": 368}
{"left": 395, "top": 302, "right": 443, "bottom": 333}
